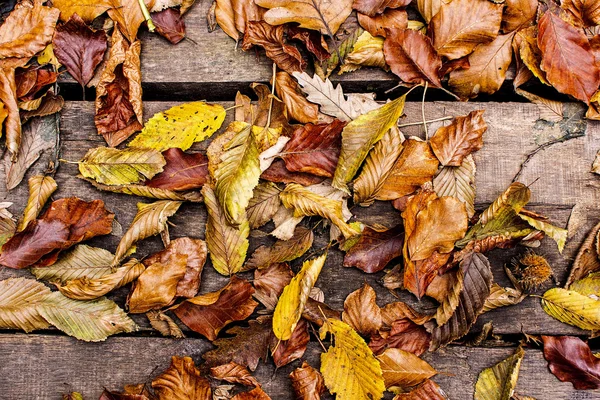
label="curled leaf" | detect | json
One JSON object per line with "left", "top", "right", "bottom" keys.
{"left": 474, "top": 347, "right": 525, "bottom": 400}
{"left": 18, "top": 175, "right": 57, "bottom": 232}
{"left": 541, "top": 288, "right": 600, "bottom": 331}
{"left": 152, "top": 356, "right": 211, "bottom": 399}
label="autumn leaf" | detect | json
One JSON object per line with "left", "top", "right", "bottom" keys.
{"left": 127, "top": 254, "right": 187, "bottom": 313}
{"left": 319, "top": 318, "right": 385, "bottom": 400}
{"left": 369, "top": 318, "right": 431, "bottom": 357}
{"left": 0, "top": 203, "right": 15, "bottom": 246}
{"left": 353, "top": 0, "right": 410, "bottom": 16}
{"left": 152, "top": 356, "right": 212, "bottom": 399}
{"left": 262, "top": 159, "right": 325, "bottom": 187}
{"left": 271, "top": 318, "right": 310, "bottom": 367}
{"left": 541, "top": 288, "right": 600, "bottom": 331}
{"left": 287, "top": 26, "right": 331, "bottom": 62}
{"left": 211, "top": 362, "right": 261, "bottom": 387}
{"left": 153, "top": 8, "right": 186, "bottom": 44}
{"left": 52, "top": 0, "right": 113, "bottom": 22}
{"left": 232, "top": 387, "right": 271, "bottom": 400}
{"left": 0, "top": 219, "right": 66, "bottom": 269}
{"left": 273, "top": 253, "right": 326, "bottom": 340}
{"left": 430, "top": 110, "right": 487, "bottom": 166}
{"left": 173, "top": 276, "right": 258, "bottom": 341}
{"left": 541, "top": 335, "right": 600, "bottom": 390}
{"left": 342, "top": 283, "right": 382, "bottom": 336}
{"left": 376, "top": 138, "right": 439, "bottom": 201}
{"left": 290, "top": 362, "right": 325, "bottom": 400}
{"left": 339, "top": 31, "right": 386, "bottom": 73}
{"left": 145, "top": 148, "right": 208, "bottom": 191}
{"left": 253, "top": 263, "right": 294, "bottom": 311}
{"left": 538, "top": 11, "right": 600, "bottom": 103}
{"left": 279, "top": 183, "right": 358, "bottom": 239}
{"left": 146, "top": 310, "right": 185, "bottom": 339}
{"left": 561, "top": 0, "right": 600, "bottom": 28}
{"left": 113, "top": 200, "right": 182, "bottom": 266}
{"left": 0, "top": 277, "right": 51, "bottom": 332}
{"left": 449, "top": 33, "right": 515, "bottom": 99}
{"left": 384, "top": 28, "right": 442, "bottom": 87}
{"left": 430, "top": 0, "right": 503, "bottom": 60}
{"left": 570, "top": 272, "right": 600, "bottom": 297}
{"left": 57, "top": 258, "right": 145, "bottom": 301}
{"left": 433, "top": 155, "right": 476, "bottom": 218}
{"left": 37, "top": 291, "right": 137, "bottom": 341}
{"left": 214, "top": 0, "right": 264, "bottom": 41}
{"left": 566, "top": 221, "right": 600, "bottom": 287}
{"left": 358, "top": 9, "right": 408, "bottom": 38}
{"left": 474, "top": 347, "right": 524, "bottom": 400}
{"left": 281, "top": 119, "right": 344, "bottom": 178}
{"left": 203, "top": 184, "right": 249, "bottom": 275}
{"left": 332, "top": 95, "right": 406, "bottom": 193}
{"left": 108, "top": 0, "right": 153, "bottom": 43}
{"left": 515, "top": 89, "right": 563, "bottom": 123}
{"left": 377, "top": 348, "right": 437, "bottom": 390}
{"left": 275, "top": 71, "right": 319, "bottom": 124}
{"left": 247, "top": 226, "right": 313, "bottom": 270}
{"left": 482, "top": 283, "right": 526, "bottom": 313}
{"left": 241, "top": 21, "right": 305, "bottom": 73}
{"left": 517, "top": 213, "right": 567, "bottom": 253}
{"left": 344, "top": 225, "right": 404, "bottom": 273}
{"left": 255, "top": 0, "right": 353, "bottom": 35}
{"left": 53, "top": 13, "right": 107, "bottom": 87}
{"left": 502, "top": 0, "right": 537, "bottom": 33}
{"left": 395, "top": 379, "right": 449, "bottom": 399}
{"left": 18, "top": 175, "right": 57, "bottom": 232}
{"left": 246, "top": 182, "right": 281, "bottom": 229}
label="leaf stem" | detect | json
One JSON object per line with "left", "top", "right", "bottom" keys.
{"left": 397, "top": 116, "right": 452, "bottom": 128}
{"left": 137, "top": 0, "right": 156, "bottom": 32}
{"left": 422, "top": 82, "right": 428, "bottom": 139}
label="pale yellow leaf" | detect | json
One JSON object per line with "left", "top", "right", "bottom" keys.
{"left": 18, "top": 175, "right": 57, "bottom": 232}
{"left": 0, "top": 277, "right": 51, "bottom": 332}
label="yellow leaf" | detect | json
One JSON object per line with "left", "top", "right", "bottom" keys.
{"left": 214, "top": 122, "right": 261, "bottom": 225}
{"left": 518, "top": 213, "right": 567, "bottom": 253}
{"left": 377, "top": 348, "right": 437, "bottom": 390}
{"left": 80, "top": 176, "right": 203, "bottom": 202}
{"left": 203, "top": 184, "right": 249, "bottom": 276}
{"left": 340, "top": 31, "right": 386, "bottom": 74}
{"left": 52, "top": 0, "right": 113, "bottom": 22}
{"left": 474, "top": 347, "right": 524, "bottom": 400}
{"left": 332, "top": 95, "right": 406, "bottom": 193}
{"left": 128, "top": 101, "right": 226, "bottom": 152}
{"left": 570, "top": 272, "right": 600, "bottom": 297}
{"left": 37, "top": 44, "right": 61, "bottom": 68}
{"left": 0, "top": 277, "right": 51, "bottom": 332}
{"left": 280, "top": 183, "right": 359, "bottom": 239}
{"left": 78, "top": 147, "right": 166, "bottom": 186}
{"left": 319, "top": 318, "right": 385, "bottom": 400}
{"left": 31, "top": 245, "right": 115, "bottom": 284}
{"left": 113, "top": 200, "right": 182, "bottom": 266}
{"left": 55, "top": 259, "right": 145, "bottom": 301}
{"left": 274, "top": 253, "right": 327, "bottom": 340}
{"left": 18, "top": 175, "right": 57, "bottom": 232}
{"left": 542, "top": 288, "right": 600, "bottom": 331}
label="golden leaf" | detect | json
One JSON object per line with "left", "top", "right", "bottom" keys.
{"left": 570, "top": 272, "right": 600, "bottom": 297}
{"left": 518, "top": 213, "right": 567, "bottom": 253}
{"left": 146, "top": 310, "right": 185, "bottom": 338}
{"left": 541, "top": 288, "right": 600, "bottom": 332}
{"left": 340, "top": 31, "right": 386, "bottom": 74}
{"left": 0, "top": 277, "right": 51, "bottom": 332}
{"left": 246, "top": 226, "right": 313, "bottom": 270}
{"left": 247, "top": 182, "right": 281, "bottom": 229}
{"left": 52, "top": 0, "right": 113, "bottom": 22}
{"left": 433, "top": 155, "right": 476, "bottom": 218}
{"left": 273, "top": 253, "right": 327, "bottom": 340}
{"left": 80, "top": 177, "right": 203, "bottom": 202}
{"left": 429, "top": 110, "right": 487, "bottom": 167}
{"left": 152, "top": 356, "right": 212, "bottom": 399}
{"left": 342, "top": 283, "right": 382, "bottom": 336}
{"left": 435, "top": 269, "right": 464, "bottom": 326}
{"left": 18, "top": 175, "right": 57, "bottom": 232}
{"left": 275, "top": 71, "right": 319, "bottom": 124}
{"left": 377, "top": 348, "right": 437, "bottom": 390}
{"left": 474, "top": 347, "right": 524, "bottom": 400}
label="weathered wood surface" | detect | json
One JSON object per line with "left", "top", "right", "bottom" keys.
{"left": 0, "top": 334, "right": 592, "bottom": 400}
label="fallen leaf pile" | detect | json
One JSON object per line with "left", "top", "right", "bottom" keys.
{"left": 0, "top": 0, "right": 598, "bottom": 399}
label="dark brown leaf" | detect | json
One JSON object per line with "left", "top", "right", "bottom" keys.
{"left": 302, "top": 297, "right": 342, "bottom": 327}
{"left": 153, "top": 8, "right": 186, "bottom": 44}
{"left": 429, "top": 110, "right": 487, "bottom": 166}
{"left": 253, "top": 263, "right": 294, "bottom": 311}
{"left": 173, "top": 276, "right": 258, "bottom": 341}
{"left": 344, "top": 224, "right": 404, "bottom": 273}
{"left": 289, "top": 362, "right": 326, "bottom": 400}
{"left": 271, "top": 318, "right": 309, "bottom": 367}
{"left": 53, "top": 13, "right": 107, "bottom": 87}
{"left": 231, "top": 387, "right": 271, "bottom": 400}
{"left": 15, "top": 66, "right": 58, "bottom": 101}
{"left": 369, "top": 319, "right": 431, "bottom": 356}
{"left": 261, "top": 159, "right": 325, "bottom": 186}
{"left": 152, "top": 356, "right": 211, "bottom": 399}
{"left": 541, "top": 335, "right": 600, "bottom": 390}
{"left": 353, "top": 0, "right": 411, "bottom": 16}
{"left": 246, "top": 226, "right": 314, "bottom": 270}
{"left": 287, "top": 26, "right": 330, "bottom": 61}
{"left": 211, "top": 362, "right": 261, "bottom": 387}
{"left": 145, "top": 148, "right": 208, "bottom": 191}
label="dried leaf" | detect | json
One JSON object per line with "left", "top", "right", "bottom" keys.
{"left": 474, "top": 347, "right": 524, "bottom": 400}
{"left": 0, "top": 67, "right": 20, "bottom": 161}
{"left": 52, "top": 0, "right": 113, "bottom": 22}
{"left": 247, "top": 182, "right": 281, "bottom": 229}
{"left": 147, "top": 310, "right": 185, "bottom": 338}
{"left": 416, "top": 0, "right": 448, "bottom": 23}
{"left": 434, "top": 269, "right": 464, "bottom": 326}
{"left": 108, "top": 0, "right": 151, "bottom": 43}
{"left": 570, "top": 272, "right": 600, "bottom": 297}
{"left": 342, "top": 283, "right": 382, "bottom": 336}
{"left": 0, "top": 202, "right": 15, "bottom": 246}
{"left": 518, "top": 213, "right": 567, "bottom": 253}
{"left": 275, "top": 71, "right": 319, "bottom": 124}
{"left": 377, "top": 348, "right": 437, "bottom": 390}
{"left": 37, "top": 291, "right": 136, "bottom": 341}
{"left": 152, "top": 356, "right": 211, "bottom": 399}
{"left": 541, "top": 288, "right": 600, "bottom": 331}
{"left": 53, "top": 13, "right": 108, "bottom": 87}
{"left": 113, "top": 200, "right": 182, "bottom": 266}
{"left": 482, "top": 283, "right": 526, "bottom": 313}
{"left": 384, "top": 28, "right": 442, "bottom": 87}
{"left": 18, "top": 175, "right": 57, "bottom": 232}
{"left": 211, "top": 362, "right": 260, "bottom": 387}
{"left": 81, "top": 177, "right": 202, "bottom": 202}
{"left": 247, "top": 226, "right": 313, "bottom": 270}
{"left": 253, "top": 263, "right": 294, "bottom": 311}
{"left": 369, "top": 318, "right": 431, "bottom": 356}
{"left": 203, "top": 184, "right": 249, "bottom": 275}
{"left": 173, "top": 276, "right": 258, "bottom": 341}
{"left": 290, "top": 362, "right": 325, "bottom": 400}
{"left": 344, "top": 224, "right": 404, "bottom": 273}
{"left": 262, "top": 159, "right": 325, "bottom": 187}
{"left": 566, "top": 221, "right": 600, "bottom": 287}
{"left": 319, "top": 318, "right": 385, "bottom": 400}
{"left": 541, "top": 335, "right": 600, "bottom": 390}
{"left": 153, "top": 8, "right": 186, "bottom": 44}
{"left": 339, "top": 31, "right": 386, "bottom": 73}
{"left": 0, "top": 277, "right": 51, "bottom": 332}
{"left": 430, "top": 110, "right": 487, "bottom": 167}
{"left": 273, "top": 253, "right": 326, "bottom": 340}
{"left": 561, "top": 0, "right": 600, "bottom": 28}
{"left": 255, "top": 0, "right": 353, "bottom": 35}
{"left": 353, "top": 0, "right": 410, "bottom": 16}
{"left": 271, "top": 318, "right": 310, "bottom": 367}
{"left": 538, "top": 11, "right": 600, "bottom": 103}
{"left": 515, "top": 89, "right": 563, "bottom": 123}
{"left": 433, "top": 155, "right": 476, "bottom": 218}
{"left": 242, "top": 21, "right": 305, "bottom": 73}
{"left": 394, "top": 379, "right": 449, "bottom": 399}
{"left": 145, "top": 148, "right": 208, "bottom": 191}
{"left": 502, "top": 0, "right": 537, "bottom": 33}
{"left": 231, "top": 387, "right": 271, "bottom": 400}
{"left": 357, "top": 9, "right": 408, "bottom": 38}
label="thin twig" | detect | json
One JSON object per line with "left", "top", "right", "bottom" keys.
{"left": 512, "top": 136, "right": 581, "bottom": 182}
{"left": 422, "top": 82, "right": 428, "bottom": 139}
{"left": 397, "top": 116, "right": 453, "bottom": 128}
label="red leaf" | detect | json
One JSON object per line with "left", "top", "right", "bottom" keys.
{"left": 287, "top": 26, "right": 330, "bottom": 61}
{"left": 53, "top": 13, "right": 108, "bottom": 87}
{"left": 15, "top": 66, "right": 58, "bottom": 101}
{"left": 271, "top": 318, "right": 309, "bottom": 368}
{"left": 343, "top": 225, "right": 404, "bottom": 273}
{"left": 261, "top": 159, "right": 325, "bottom": 186}
{"left": 542, "top": 335, "right": 600, "bottom": 390}
{"left": 369, "top": 319, "right": 431, "bottom": 356}
{"left": 281, "top": 119, "right": 345, "bottom": 178}
{"left": 353, "top": 0, "right": 411, "bottom": 16}
{"left": 145, "top": 148, "right": 208, "bottom": 191}
{"left": 152, "top": 8, "right": 186, "bottom": 45}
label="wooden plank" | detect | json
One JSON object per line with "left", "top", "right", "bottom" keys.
{"left": 0, "top": 334, "right": 585, "bottom": 400}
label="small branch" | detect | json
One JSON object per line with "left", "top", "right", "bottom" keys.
{"left": 397, "top": 116, "right": 452, "bottom": 128}
{"left": 137, "top": 0, "right": 156, "bottom": 32}
{"left": 422, "top": 82, "right": 428, "bottom": 139}
{"left": 512, "top": 135, "right": 581, "bottom": 182}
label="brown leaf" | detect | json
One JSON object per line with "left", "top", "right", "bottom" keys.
{"left": 380, "top": 301, "right": 432, "bottom": 327}
{"left": 152, "top": 356, "right": 212, "bottom": 399}
{"left": 271, "top": 318, "right": 310, "bottom": 367}
{"left": 344, "top": 224, "right": 404, "bottom": 273}
{"left": 214, "top": 0, "right": 264, "bottom": 41}
{"left": 342, "top": 283, "right": 383, "bottom": 336}
{"left": 99, "top": 388, "right": 150, "bottom": 400}
{"left": 369, "top": 319, "right": 431, "bottom": 356}
{"left": 261, "top": 159, "right": 325, "bottom": 186}
{"left": 231, "top": 387, "right": 271, "bottom": 400}
{"left": 95, "top": 28, "right": 143, "bottom": 147}
{"left": 302, "top": 297, "right": 341, "bottom": 327}
{"left": 108, "top": 0, "right": 150, "bottom": 43}
{"left": 0, "top": 67, "right": 21, "bottom": 160}
{"left": 377, "top": 347, "right": 437, "bottom": 390}
{"left": 561, "top": 0, "right": 600, "bottom": 28}
{"left": 143, "top": 237, "right": 207, "bottom": 298}
{"left": 281, "top": 119, "right": 344, "bottom": 177}
{"left": 430, "top": 0, "right": 503, "bottom": 60}
{"left": 541, "top": 335, "right": 600, "bottom": 390}
{"left": 502, "top": 0, "right": 537, "bottom": 33}
{"left": 153, "top": 8, "right": 186, "bottom": 44}
{"left": 246, "top": 182, "right": 281, "bottom": 229}
{"left": 20, "top": 90, "right": 64, "bottom": 120}
{"left": 242, "top": 21, "right": 305, "bottom": 73}
{"left": 15, "top": 66, "right": 58, "bottom": 102}
{"left": 146, "top": 310, "right": 185, "bottom": 338}
{"left": 429, "top": 110, "right": 487, "bottom": 166}
{"left": 353, "top": 0, "right": 411, "bottom": 16}
{"left": 145, "top": 148, "right": 208, "bottom": 192}
{"left": 538, "top": 11, "right": 600, "bottom": 103}
{"left": 384, "top": 28, "right": 442, "bottom": 88}
{"left": 253, "top": 262, "right": 294, "bottom": 311}
{"left": 377, "top": 139, "right": 439, "bottom": 201}
{"left": 203, "top": 317, "right": 273, "bottom": 371}
{"left": 173, "top": 276, "right": 258, "bottom": 341}
{"left": 247, "top": 226, "right": 314, "bottom": 270}
{"left": 53, "top": 13, "right": 108, "bottom": 87}
{"left": 275, "top": 71, "right": 319, "bottom": 124}
{"left": 566, "top": 221, "right": 600, "bottom": 287}
{"left": 127, "top": 253, "right": 188, "bottom": 313}
{"left": 287, "top": 26, "right": 330, "bottom": 62}
{"left": 426, "top": 252, "right": 493, "bottom": 350}
{"left": 211, "top": 362, "right": 261, "bottom": 387}
{"left": 290, "top": 361, "right": 325, "bottom": 400}
{"left": 358, "top": 9, "right": 408, "bottom": 38}
{"left": 52, "top": 0, "right": 113, "bottom": 23}
{"left": 394, "top": 379, "right": 449, "bottom": 399}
